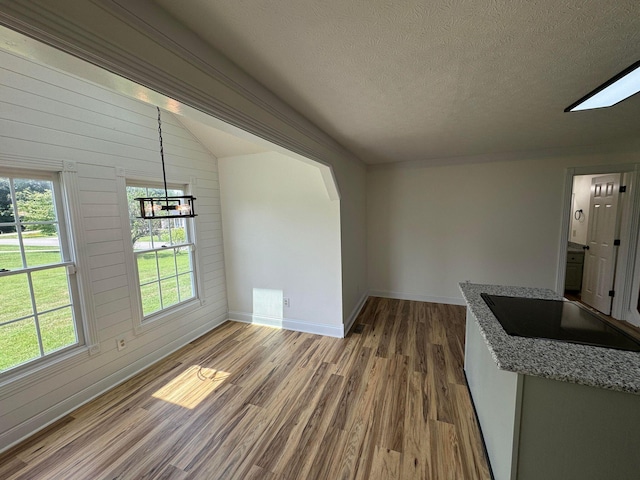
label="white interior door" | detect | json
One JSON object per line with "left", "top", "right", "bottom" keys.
{"left": 581, "top": 174, "right": 621, "bottom": 315}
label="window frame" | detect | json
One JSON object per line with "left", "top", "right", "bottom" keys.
{"left": 124, "top": 179, "right": 201, "bottom": 329}
{"left": 0, "top": 168, "right": 85, "bottom": 377}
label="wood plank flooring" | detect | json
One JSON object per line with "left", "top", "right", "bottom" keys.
{"left": 0, "top": 297, "right": 491, "bottom": 479}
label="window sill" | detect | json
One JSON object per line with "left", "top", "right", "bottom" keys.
{"left": 0, "top": 345, "right": 90, "bottom": 400}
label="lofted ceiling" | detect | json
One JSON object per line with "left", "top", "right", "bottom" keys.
{"left": 153, "top": 0, "right": 640, "bottom": 165}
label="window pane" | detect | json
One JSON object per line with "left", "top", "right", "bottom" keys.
{"left": 0, "top": 317, "right": 39, "bottom": 372}
{"left": 127, "top": 187, "right": 146, "bottom": 219}
{"left": 24, "top": 226, "right": 62, "bottom": 268}
{"left": 137, "top": 252, "right": 159, "bottom": 284}
{"left": 178, "top": 273, "right": 194, "bottom": 301}
{"left": 0, "top": 242, "right": 24, "bottom": 270}
{"left": 141, "top": 282, "right": 161, "bottom": 316}
{"left": 32, "top": 267, "right": 71, "bottom": 313}
{"left": 158, "top": 249, "right": 177, "bottom": 279}
{"left": 40, "top": 307, "right": 76, "bottom": 354}
{"left": 14, "top": 179, "right": 56, "bottom": 223}
{"left": 175, "top": 248, "right": 191, "bottom": 274}
{"left": 0, "top": 274, "right": 33, "bottom": 323}
{"left": 149, "top": 220, "right": 163, "bottom": 249}
{"left": 160, "top": 277, "right": 179, "bottom": 308}
{"left": 130, "top": 219, "right": 166, "bottom": 251}
{"left": 0, "top": 177, "right": 16, "bottom": 228}
{"left": 161, "top": 218, "right": 187, "bottom": 246}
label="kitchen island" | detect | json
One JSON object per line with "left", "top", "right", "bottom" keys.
{"left": 460, "top": 282, "right": 640, "bottom": 480}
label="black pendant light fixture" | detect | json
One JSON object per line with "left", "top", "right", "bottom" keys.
{"left": 136, "top": 107, "right": 197, "bottom": 219}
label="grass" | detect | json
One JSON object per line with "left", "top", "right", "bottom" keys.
{"left": 136, "top": 249, "right": 193, "bottom": 316}
{"left": 0, "top": 244, "right": 194, "bottom": 372}
{"left": 0, "top": 231, "right": 49, "bottom": 239}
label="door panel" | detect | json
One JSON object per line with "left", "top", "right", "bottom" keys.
{"left": 581, "top": 174, "right": 620, "bottom": 315}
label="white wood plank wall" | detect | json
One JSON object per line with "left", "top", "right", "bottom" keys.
{"left": 0, "top": 50, "right": 228, "bottom": 449}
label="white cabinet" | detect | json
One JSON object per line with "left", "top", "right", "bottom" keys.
{"left": 465, "top": 310, "right": 640, "bottom": 480}
{"left": 564, "top": 250, "right": 584, "bottom": 291}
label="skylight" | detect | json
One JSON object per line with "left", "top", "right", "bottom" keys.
{"left": 565, "top": 60, "right": 640, "bottom": 112}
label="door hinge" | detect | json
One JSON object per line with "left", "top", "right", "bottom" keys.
{"left": 609, "top": 290, "right": 615, "bottom": 297}
{"left": 614, "top": 239, "right": 621, "bottom": 246}
{"left": 619, "top": 185, "right": 627, "bottom": 193}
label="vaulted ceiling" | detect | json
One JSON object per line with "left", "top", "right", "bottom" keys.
{"left": 153, "top": 0, "right": 640, "bottom": 165}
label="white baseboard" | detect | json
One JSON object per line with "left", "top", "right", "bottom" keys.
{"left": 0, "top": 313, "right": 228, "bottom": 454}
{"left": 368, "top": 290, "right": 465, "bottom": 306}
{"left": 228, "top": 311, "right": 343, "bottom": 338}
{"left": 343, "top": 291, "right": 370, "bottom": 336}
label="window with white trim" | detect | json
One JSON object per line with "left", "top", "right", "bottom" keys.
{"left": 0, "top": 172, "right": 82, "bottom": 374}
{"left": 126, "top": 184, "right": 197, "bottom": 318}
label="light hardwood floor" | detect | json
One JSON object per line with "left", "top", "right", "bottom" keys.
{"left": 0, "top": 297, "right": 491, "bottom": 479}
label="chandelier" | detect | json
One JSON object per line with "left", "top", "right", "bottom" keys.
{"left": 136, "top": 107, "right": 197, "bottom": 219}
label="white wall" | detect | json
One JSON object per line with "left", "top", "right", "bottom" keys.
{"left": 219, "top": 152, "right": 342, "bottom": 335}
{"left": 367, "top": 148, "right": 640, "bottom": 304}
{"left": 0, "top": 50, "right": 227, "bottom": 449}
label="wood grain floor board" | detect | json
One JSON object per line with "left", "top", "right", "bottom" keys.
{"left": 11, "top": 416, "right": 77, "bottom": 464}
{"left": 379, "top": 354, "right": 409, "bottom": 452}
{"left": 184, "top": 404, "right": 266, "bottom": 478}
{"left": 254, "top": 363, "right": 335, "bottom": 473}
{"left": 277, "top": 373, "right": 344, "bottom": 480}
{"left": 353, "top": 357, "right": 391, "bottom": 480}
{"left": 330, "top": 346, "right": 372, "bottom": 430}
{"left": 401, "top": 372, "right": 433, "bottom": 479}
{"left": 69, "top": 358, "right": 184, "bottom": 421}
{"left": 414, "top": 318, "right": 429, "bottom": 374}
{"left": 392, "top": 300, "right": 410, "bottom": 356}
{"left": 433, "top": 420, "right": 466, "bottom": 480}
{"left": 151, "top": 464, "right": 189, "bottom": 480}
{"left": 306, "top": 426, "right": 347, "bottom": 480}
{"left": 333, "top": 354, "right": 387, "bottom": 480}
{"left": 1, "top": 298, "right": 491, "bottom": 480}
{"left": 451, "top": 384, "right": 493, "bottom": 480}
{"left": 371, "top": 445, "right": 402, "bottom": 480}
{"left": 430, "top": 343, "right": 456, "bottom": 424}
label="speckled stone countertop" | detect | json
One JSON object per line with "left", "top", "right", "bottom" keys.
{"left": 459, "top": 282, "right": 640, "bottom": 395}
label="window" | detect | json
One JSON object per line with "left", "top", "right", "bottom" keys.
{"left": 0, "top": 173, "right": 82, "bottom": 374}
{"left": 127, "top": 184, "right": 197, "bottom": 318}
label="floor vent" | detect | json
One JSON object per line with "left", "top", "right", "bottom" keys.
{"left": 353, "top": 324, "right": 365, "bottom": 334}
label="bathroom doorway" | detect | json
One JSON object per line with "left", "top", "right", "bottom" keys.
{"left": 560, "top": 165, "right": 640, "bottom": 328}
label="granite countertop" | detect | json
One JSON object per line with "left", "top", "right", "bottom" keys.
{"left": 459, "top": 282, "right": 640, "bottom": 395}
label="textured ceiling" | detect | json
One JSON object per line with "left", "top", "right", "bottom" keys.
{"left": 154, "top": 0, "right": 640, "bottom": 165}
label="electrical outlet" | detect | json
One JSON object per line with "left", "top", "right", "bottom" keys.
{"left": 283, "top": 297, "right": 290, "bottom": 308}
{"left": 116, "top": 337, "right": 126, "bottom": 351}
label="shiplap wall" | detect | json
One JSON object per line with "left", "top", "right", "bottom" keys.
{"left": 0, "top": 50, "right": 227, "bottom": 449}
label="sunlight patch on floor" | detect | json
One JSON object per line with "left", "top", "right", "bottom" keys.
{"left": 152, "top": 365, "right": 230, "bottom": 409}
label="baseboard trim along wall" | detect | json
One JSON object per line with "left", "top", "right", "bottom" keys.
{"left": 368, "top": 290, "right": 466, "bottom": 306}
{"left": 0, "top": 313, "right": 228, "bottom": 454}
{"left": 229, "top": 311, "right": 344, "bottom": 338}
{"left": 344, "top": 291, "right": 370, "bottom": 336}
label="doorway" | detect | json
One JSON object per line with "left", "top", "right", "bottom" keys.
{"left": 560, "top": 165, "right": 640, "bottom": 328}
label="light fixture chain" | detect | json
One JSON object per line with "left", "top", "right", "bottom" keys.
{"left": 157, "top": 106, "right": 169, "bottom": 206}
